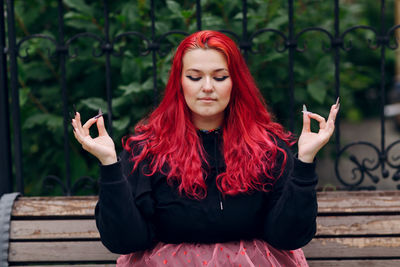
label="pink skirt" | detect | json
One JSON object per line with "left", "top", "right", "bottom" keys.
{"left": 116, "top": 239, "right": 309, "bottom": 267}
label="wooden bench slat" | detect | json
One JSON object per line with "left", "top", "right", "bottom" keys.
{"left": 317, "top": 191, "right": 400, "bottom": 197}
{"left": 317, "top": 191, "right": 400, "bottom": 213}
{"left": 10, "top": 220, "right": 99, "bottom": 239}
{"left": 308, "top": 260, "right": 400, "bottom": 267}
{"left": 10, "top": 215, "right": 400, "bottom": 241}
{"left": 8, "top": 241, "right": 118, "bottom": 262}
{"left": 316, "top": 215, "right": 400, "bottom": 235}
{"left": 11, "top": 192, "right": 400, "bottom": 217}
{"left": 303, "top": 237, "right": 400, "bottom": 258}
{"left": 9, "top": 238, "right": 400, "bottom": 262}
{"left": 12, "top": 196, "right": 98, "bottom": 217}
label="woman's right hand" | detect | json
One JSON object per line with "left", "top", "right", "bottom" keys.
{"left": 71, "top": 111, "right": 117, "bottom": 165}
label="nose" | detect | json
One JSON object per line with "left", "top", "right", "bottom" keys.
{"left": 202, "top": 76, "right": 214, "bottom": 92}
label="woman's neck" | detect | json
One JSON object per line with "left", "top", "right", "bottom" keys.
{"left": 192, "top": 114, "right": 223, "bottom": 131}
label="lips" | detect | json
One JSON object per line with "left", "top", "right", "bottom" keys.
{"left": 198, "top": 97, "right": 216, "bottom": 101}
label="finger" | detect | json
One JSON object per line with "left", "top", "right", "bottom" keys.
{"left": 82, "top": 118, "right": 99, "bottom": 135}
{"left": 74, "top": 112, "right": 84, "bottom": 133}
{"left": 72, "top": 116, "right": 86, "bottom": 137}
{"left": 301, "top": 111, "right": 311, "bottom": 133}
{"left": 75, "top": 111, "right": 81, "bottom": 125}
{"left": 73, "top": 129, "right": 95, "bottom": 153}
{"left": 324, "top": 112, "right": 337, "bottom": 137}
{"left": 72, "top": 127, "right": 84, "bottom": 145}
{"left": 327, "top": 103, "right": 340, "bottom": 124}
{"left": 96, "top": 115, "right": 108, "bottom": 136}
{"left": 322, "top": 107, "right": 339, "bottom": 138}
{"left": 71, "top": 119, "right": 81, "bottom": 135}
{"left": 307, "top": 113, "right": 327, "bottom": 130}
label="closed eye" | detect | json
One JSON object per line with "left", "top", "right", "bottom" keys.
{"left": 214, "top": 76, "right": 229, "bottom": 82}
{"left": 186, "top": 76, "right": 201, "bottom": 81}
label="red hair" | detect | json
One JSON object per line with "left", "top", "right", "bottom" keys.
{"left": 123, "top": 30, "right": 293, "bottom": 199}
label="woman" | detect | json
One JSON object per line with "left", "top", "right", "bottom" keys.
{"left": 72, "top": 30, "right": 339, "bottom": 266}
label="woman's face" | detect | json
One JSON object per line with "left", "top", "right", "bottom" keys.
{"left": 181, "top": 48, "right": 232, "bottom": 130}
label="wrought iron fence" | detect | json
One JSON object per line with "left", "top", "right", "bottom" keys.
{"left": 1, "top": 0, "right": 400, "bottom": 196}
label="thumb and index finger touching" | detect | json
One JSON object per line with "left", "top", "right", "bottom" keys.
{"left": 72, "top": 108, "right": 109, "bottom": 140}
{"left": 301, "top": 98, "right": 340, "bottom": 135}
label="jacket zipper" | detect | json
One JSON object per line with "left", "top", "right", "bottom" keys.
{"left": 218, "top": 191, "right": 224, "bottom": 210}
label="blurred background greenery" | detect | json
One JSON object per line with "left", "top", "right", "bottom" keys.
{"left": 9, "top": 0, "right": 397, "bottom": 195}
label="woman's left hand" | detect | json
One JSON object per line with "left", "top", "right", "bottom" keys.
{"left": 297, "top": 100, "right": 340, "bottom": 163}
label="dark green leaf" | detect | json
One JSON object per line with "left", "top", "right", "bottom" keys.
{"left": 63, "top": 0, "right": 94, "bottom": 17}
{"left": 80, "top": 98, "right": 108, "bottom": 111}
{"left": 307, "top": 80, "right": 327, "bottom": 104}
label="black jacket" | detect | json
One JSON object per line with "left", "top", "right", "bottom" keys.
{"left": 95, "top": 130, "right": 318, "bottom": 254}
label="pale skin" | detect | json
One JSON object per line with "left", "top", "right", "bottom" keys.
{"left": 72, "top": 49, "right": 339, "bottom": 165}
{"left": 298, "top": 103, "right": 339, "bottom": 163}
{"left": 72, "top": 113, "right": 117, "bottom": 165}
{"left": 181, "top": 49, "right": 232, "bottom": 131}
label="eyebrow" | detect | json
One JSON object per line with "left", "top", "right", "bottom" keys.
{"left": 185, "top": 68, "right": 229, "bottom": 73}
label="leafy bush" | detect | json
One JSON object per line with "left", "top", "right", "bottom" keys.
{"left": 10, "top": 0, "right": 395, "bottom": 195}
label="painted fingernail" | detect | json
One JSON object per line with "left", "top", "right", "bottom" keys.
{"left": 69, "top": 111, "right": 76, "bottom": 122}
{"left": 93, "top": 112, "right": 104, "bottom": 119}
{"left": 302, "top": 104, "right": 311, "bottom": 114}
{"left": 73, "top": 104, "right": 77, "bottom": 114}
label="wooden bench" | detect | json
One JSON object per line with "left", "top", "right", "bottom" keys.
{"left": 1, "top": 191, "right": 400, "bottom": 266}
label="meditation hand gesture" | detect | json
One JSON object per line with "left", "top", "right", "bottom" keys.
{"left": 297, "top": 99, "right": 340, "bottom": 163}
{"left": 71, "top": 111, "right": 117, "bottom": 165}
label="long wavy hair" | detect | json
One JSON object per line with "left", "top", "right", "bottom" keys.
{"left": 123, "top": 30, "right": 293, "bottom": 199}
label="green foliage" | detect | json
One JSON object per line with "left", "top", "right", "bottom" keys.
{"left": 11, "top": 0, "right": 395, "bottom": 195}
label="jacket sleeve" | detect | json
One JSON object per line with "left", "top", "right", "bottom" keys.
{"left": 95, "top": 148, "right": 156, "bottom": 254}
{"left": 262, "top": 139, "right": 318, "bottom": 250}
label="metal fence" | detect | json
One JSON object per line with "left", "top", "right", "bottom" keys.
{"left": 1, "top": 0, "right": 400, "bottom": 196}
